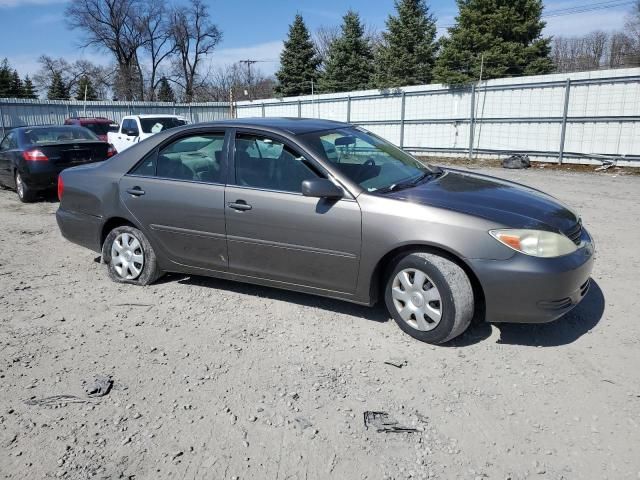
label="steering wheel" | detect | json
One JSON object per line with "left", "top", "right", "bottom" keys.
{"left": 355, "top": 158, "right": 376, "bottom": 182}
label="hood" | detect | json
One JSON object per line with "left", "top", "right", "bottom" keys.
{"left": 386, "top": 169, "right": 579, "bottom": 232}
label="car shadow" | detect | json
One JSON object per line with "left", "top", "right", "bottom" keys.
{"left": 156, "top": 273, "right": 604, "bottom": 347}
{"left": 162, "top": 273, "right": 389, "bottom": 323}
{"left": 449, "top": 279, "right": 605, "bottom": 348}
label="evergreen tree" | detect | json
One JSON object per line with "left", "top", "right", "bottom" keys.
{"left": 319, "top": 10, "right": 374, "bottom": 93}
{"left": 0, "top": 59, "right": 12, "bottom": 97}
{"left": 433, "top": 0, "right": 554, "bottom": 85}
{"left": 374, "top": 0, "right": 438, "bottom": 88}
{"left": 75, "top": 75, "right": 98, "bottom": 101}
{"left": 23, "top": 76, "right": 38, "bottom": 99}
{"left": 48, "top": 71, "right": 70, "bottom": 100}
{"left": 156, "top": 77, "right": 176, "bottom": 102}
{"left": 10, "top": 70, "right": 24, "bottom": 98}
{"left": 275, "top": 14, "right": 320, "bottom": 97}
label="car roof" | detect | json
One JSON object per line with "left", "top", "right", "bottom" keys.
{"left": 67, "top": 117, "right": 114, "bottom": 123}
{"left": 15, "top": 125, "right": 87, "bottom": 131}
{"left": 196, "top": 117, "right": 350, "bottom": 135}
{"left": 135, "top": 114, "right": 186, "bottom": 119}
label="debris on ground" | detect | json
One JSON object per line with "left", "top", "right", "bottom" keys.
{"left": 595, "top": 159, "right": 616, "bottom": 172}
{"left": 363, "top": 411, "right": 419, "bottom": 433}
{"left": 82, "top": 375, "right": 113, "bottom": 398}
{"left": 24, "top": 395, "right": 89, "bottom": 407}
{"left": 502, "top": 154, "right": 531, "bottom": 169}
{"left": 383, "top": 358, "right": 408, "bottom": 368}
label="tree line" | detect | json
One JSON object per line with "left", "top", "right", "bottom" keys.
{"left": 0, "top": 60, "right": 37, "bottom": 99}
{"left": 2, "top": 0, "right": 640, "bottom": 102}
{"left": 276, "top": 0, "right": 640, "bottom": 97}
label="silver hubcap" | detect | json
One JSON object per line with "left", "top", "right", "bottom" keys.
{"left": 16, "top": 174, "right": 24, "bottom": 198}
{"left": 111, "top": 233, "right": 144, "bottom": 280}
{"left": 391, "top": 268, "right": 442, "bottom": 331}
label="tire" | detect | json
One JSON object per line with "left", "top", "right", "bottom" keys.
{"left": 102, "top": 225, "right": 162, "bottom": 286}
{"left": 384, "top": 252, "right": 474, "bottom": 344}
{"left": 15, "top": 171, "right": 36, "bottom": 203}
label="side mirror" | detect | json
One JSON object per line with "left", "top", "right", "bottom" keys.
{"left": 302, "top": 178, "right": 343, "bottom": 199}
{"left": 125, "top": 129, "right": 139, "bottom": 137}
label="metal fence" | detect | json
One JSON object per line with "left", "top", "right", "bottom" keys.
{"left": 2, "top": 68, "right": 639, "bottom": 166}
{"left": 0, "top": 98, "right": 230, "bottom": 135}
{"left": 236, "top": 68, "right": 640, "bottom": 166}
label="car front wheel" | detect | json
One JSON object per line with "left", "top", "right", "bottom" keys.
{"left": 102, "top": 225, "right": 162, "bottom": 285}
{"left": 384, "top": 252, "right": 474, "bottom": 344}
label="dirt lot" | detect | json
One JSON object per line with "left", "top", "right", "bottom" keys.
{"left": 1, "top": 165, "right": 639, "bottom": 480}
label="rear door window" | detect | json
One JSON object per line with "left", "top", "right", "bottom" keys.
{"left": 0, "top": 132, "right": 17, "bottom": 150}
{"left": 131, "top": 132, "right": 226, "bottom": 183}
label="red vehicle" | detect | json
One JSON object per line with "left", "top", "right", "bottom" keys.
{"left": 64, "top": 117, "right": 119, "bottom": 142}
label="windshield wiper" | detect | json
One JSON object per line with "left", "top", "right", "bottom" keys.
{"left": 374, "top": 170, "right": 440, "bottom": 194}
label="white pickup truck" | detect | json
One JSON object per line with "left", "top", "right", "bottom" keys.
{"left": 108, "top": 114, "right": 189, "bottom": 153}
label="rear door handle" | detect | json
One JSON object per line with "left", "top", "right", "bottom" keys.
{"left": 227, "top": 200, "right": 252, "bottom": 211}
{"left": 126, "top": 187, "right": 145, "bottom": 196}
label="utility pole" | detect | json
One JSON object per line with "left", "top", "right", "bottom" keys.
{"left": 239, "top": 59, "right": 258, "bottom": 101}
{"left": 470, "top": 54, "right": 485, "bottom": 160}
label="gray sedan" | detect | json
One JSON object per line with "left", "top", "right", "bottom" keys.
{"left": 56, "top": 118, "right": 594, "bottom": 344}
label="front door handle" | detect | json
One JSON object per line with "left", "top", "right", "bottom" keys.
{"left": 126, "top": 187, "right": 145, "bottom": 196}
{"left": 227, "top": 200, "right": 252, "bottom": 211}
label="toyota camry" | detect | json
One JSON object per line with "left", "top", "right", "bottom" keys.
{"left": 56, "top": 118, "right": 594, "bottom": 344}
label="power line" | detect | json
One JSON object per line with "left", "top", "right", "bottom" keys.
{"left": 436, "top": 0, "right": 635, "bottom": 28}
{"left": 544, "top": 0, "right": 635, "bottom": 18}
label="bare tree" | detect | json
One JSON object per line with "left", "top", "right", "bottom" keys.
{"left": 33, "top": 56, "right": 113, "bottom": 99}
{"left": 624, "top": 0, "right": 640, "bottom": 66}
{"left": 196, "top": 63, "right": 276, "bottom": 102}
{"left": 609, "top": 32, "right": 634, "bottom": 67}
{"left": 585, "top": 31, "right": 609, "bottom": 69}
{"left": 140, "top": 0, "right": 175, "bottom": 100}
{"left": 66, "top": 0, "right": 146, "bottom": 100}
{"left": 169, "top": 0, "right": 222, "bottom": 102}
{"left": 553, "top": 32, "right": 612, "bottom": 72}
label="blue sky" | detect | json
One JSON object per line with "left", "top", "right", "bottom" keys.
{"left": 0, "top": 0, "right": 632, "bottom": 77}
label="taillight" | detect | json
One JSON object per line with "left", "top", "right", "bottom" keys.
{"left": 107, "top": 144, "right": 117, "bottom": 158}
{"left": 22, "top": 149, "right": 49, "bottom": 161}
{"left": 57, "top": 175, "right": 64, "bottom": 202}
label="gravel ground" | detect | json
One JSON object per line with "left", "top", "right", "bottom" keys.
{"left": 0, "top": 165, "right": 639, "bottom": 480}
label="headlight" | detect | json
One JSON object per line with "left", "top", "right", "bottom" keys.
{"left": 489, "top": 229, "right": 577, "bottom": 258}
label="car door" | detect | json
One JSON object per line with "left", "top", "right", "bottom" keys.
{"left": 225, "top": 130, "right": 362, "bottom": 294}
{"left": 119, "top": 129, "right": 229, "bottom": 272}
{"left": 0, "top": 132, "right": 17, "bottom": 185}
{"left": 120, "top": 119, "right": 140, "bottom": 152}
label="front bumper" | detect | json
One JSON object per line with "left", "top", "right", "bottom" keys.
{"left": 468, "top": 229, "right": 595, "bottom": 324}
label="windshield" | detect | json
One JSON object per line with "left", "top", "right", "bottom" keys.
{"left": 22, "top": 127, "right": 98, "bottom": 146}
{"left": 84, "top": 123, "right": 119, "bottom": 136}
{"left": 139, "top": 117, "right": 187, "bottom": 134}
{"left": 302, "top": 127, "right": 435, "bottom": 192}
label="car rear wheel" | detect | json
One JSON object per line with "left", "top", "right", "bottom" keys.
{"left": 102, "top": 226, "right": 162, "bottom": 285}
{"left": 15, "top": 172, "right": 36, "bottom": 203}
{"left": 384, "top": 252, "right": 474, "bottom": 344}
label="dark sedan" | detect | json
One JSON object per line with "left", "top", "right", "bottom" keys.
{"left": 55, "top": 118, "right": 594, "bottom": 344}
{"left": 0, "top": 125, "right": 116, "bottom": 202}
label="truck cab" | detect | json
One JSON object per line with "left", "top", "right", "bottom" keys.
{"left": 108, "top": 115, "right": 189, "bottom": 153}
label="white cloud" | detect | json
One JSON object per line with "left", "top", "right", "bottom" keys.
{"left": 6, "top": 52, "right": 109, "bottom": 77}
{"left": 0, "top": 0, "right": 66, "bottom": 7}
{"left": 543, "top": 10, "right": 628, "bottom": 37}
{"left": 205, "top": 40, "right": 284, "bottom": 76}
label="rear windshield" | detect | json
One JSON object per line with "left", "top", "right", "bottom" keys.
{"left": 84, "top": 123, "right": 119, "bottom": 136}
{"left": 139, "top": 117, "right": 187, "bottom": 134}
{"left": 22, "top": 127, "right": 98, "bottom": 146}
